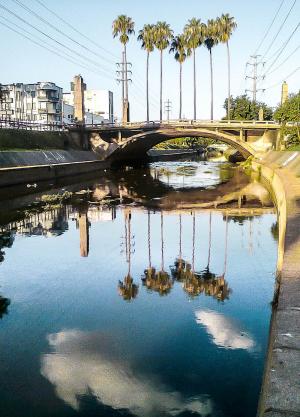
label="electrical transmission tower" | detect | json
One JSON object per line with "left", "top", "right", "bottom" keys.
{"left": 164, "top": 99, "right": 172, "bottom": 122}
{"left": 245, "top": 55, "right": 266, "bottom": 102}
{"left": 116, "top": 51, "right": 132, "bottom": 124}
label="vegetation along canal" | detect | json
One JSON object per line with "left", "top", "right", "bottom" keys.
{"left": 0, "top": 157, "right": 278, "bottom": 417}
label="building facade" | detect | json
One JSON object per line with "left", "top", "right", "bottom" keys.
{"left": 63, "top": 89, "right": 114, "bottom": 123}
{"left": 0, "top": 82, "right": 63, "bottom": 123}
{"left": 62, "top": 102, "right": 104, "bottom": 125}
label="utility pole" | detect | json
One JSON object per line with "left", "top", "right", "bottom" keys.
{"left": 164, "top": 99, "right": 172, "bottom": 122}
{"left": 245, "top": 55, "right": 265, "bottom": 102}
{"left": 116, "top": 52, "right": 132, "bottom": 124}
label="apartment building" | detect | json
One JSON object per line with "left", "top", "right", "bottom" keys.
{"left": 63, "top": 89, "right": 114, "bottom": 123}
{"left": 0, "top": 82, "right": 63, "bottom": 123}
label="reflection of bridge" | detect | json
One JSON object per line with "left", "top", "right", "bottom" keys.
{"left": 74, "top": 120, "right": 285, "bottom": 163}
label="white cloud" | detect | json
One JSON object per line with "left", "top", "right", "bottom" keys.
{"left": 195, "top": 310, "right": 255, "bottom": 351}
{"left": 41, "top": 329, "right": 213, "bottom": 417}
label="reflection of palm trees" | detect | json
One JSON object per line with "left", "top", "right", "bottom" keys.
{"left": 118, "top": 211, "right": 139, "bottom": 301}
{"left": 142, "top": 211, "right": 173, "bottom": 296}
{"left": 146, "top": 210, "right": 156, "bottom": 278}
{"left": 0, "top": 295, "right": 10, "bottom": 318}
{"left": 118, "top": 274, "right": 139, "bottom": 301}
{"left": 171, "top": 211, "right": 231, "bottom": 301}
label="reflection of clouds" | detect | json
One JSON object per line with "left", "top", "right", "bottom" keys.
{"left": 41, "top": 330, "right": 213, "bottom": 417}
{"left": 195, "top": 310, "right": 255, "bottom": 350}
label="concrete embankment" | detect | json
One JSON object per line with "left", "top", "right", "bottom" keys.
{"left": 0, "top": 150, "right": 109, "bottom": 187}
{"left": 0, "top": 127, "right": 82, "bottom": 150}
{"left": 147, "top": 148, "right": 202, "bottom": 161}
{"left": 254, "top": 151, "right": 300, "bottom": 417}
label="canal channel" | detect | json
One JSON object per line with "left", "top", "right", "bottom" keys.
{"left": 0, "top": 157, "right": 278, "bottom": 417}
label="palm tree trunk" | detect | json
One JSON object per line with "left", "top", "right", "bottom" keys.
{"left": 148, "top": 210, "right": 151, "bottom": 268}
{"left": 193, "top": 48, "right": 196, "bottom": 120}
{"left": 146, "top": 51, "right": 150, "bottom": 122}
{"left": 207, "top": 212, "right": 212, "bottom": 268}
{"left": 227, "top": 41, "right": 231, "bottom": 120}
{"left": 179, "top": 62, "right": 182, "bottom": 120}
{"left": 223, "top": 215, "right": 228, "bottom": 276}
{"left": 210, "top": 49, "right": 214, "bottom": 121}
{"left": 160, "top": 50, "right": 163, "bottom": 122}
{"left": 124, "top": 44, "right": 128, "bottom": 101}
{"left": 161, "top": 212, "right": 164, "bottom": 271}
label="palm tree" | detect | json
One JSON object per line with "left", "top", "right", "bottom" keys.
{"left": 204, "top": 19, "right": 220, "bottom": 121}
{"left": 169, "top": 34, "right": 191, "bottom": 120}
{"left": 184, "top": 18, "right": 206, "bottom": 120}
{"left": 154, "top": 22, "right": 173, "bottom": 121}
{"left": 112, "top": 15, "right": 135, "bottom": 122}
{"left": 218, "top": 14, "right": 237, "bottom": 120}
{"left": 137, "top": 24, "right": 155, "bottom": 122}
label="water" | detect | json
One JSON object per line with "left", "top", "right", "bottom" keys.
{"left": 0, "top": 159, "right": 277, "bottom": 417}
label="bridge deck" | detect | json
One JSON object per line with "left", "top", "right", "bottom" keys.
{"left": 81, "top": 120, "right": 283, "bottom": 132}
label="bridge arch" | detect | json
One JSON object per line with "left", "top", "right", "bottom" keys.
{"left": 108, "top": 128, "right": 255, "bottom": 163}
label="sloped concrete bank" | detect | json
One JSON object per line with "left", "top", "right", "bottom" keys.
{"left": 0, "top": 150, "right": 109, "bottom": 187}
{"left": 252, "top": 152, "right": 300, "bottom": 417}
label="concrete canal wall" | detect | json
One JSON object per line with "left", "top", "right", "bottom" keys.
{"left": 254, "top": 151, "right": 300, "bottom": 417}
{"left": 0, "top": 128, "right": 83, "bottom": 150}
{"left": 0, "top": 150, "right": 109, "bottom": 187}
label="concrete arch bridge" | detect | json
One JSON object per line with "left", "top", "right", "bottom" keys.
{"left": 75, "top": 120, "right": 282, "bottom": 163}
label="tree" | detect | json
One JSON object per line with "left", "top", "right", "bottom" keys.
{"left": 112, "top": 15, "right": 135, "bottom": 121}
{"left": 204, "top": 19, "right": 219, "bottom": 121}
{"left": 218, "top": 14, "right": 237, "bottom": 120}
{"left": 154, "top": 22, "right": 173, "bottom": 121}
{"left": 223, "top": 95, "right": 273, "bottom": 120}
{"left": 184, "top": 18, "right": 206, "bottom": 120}
{"left": 274, "top": 92, "right": 300, "bottom": 148}
{"left": 169, "top": 34, "right": 191, "bottom": 119}
{"left": 137, "top": 24, "right": 155, "bottom": 122}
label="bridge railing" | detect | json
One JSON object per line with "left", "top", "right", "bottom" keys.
{"left": 0, "top": 118, "right": 297, "bottom": 131}
{"left": 82, "top": 119, "right": 288, "bottom": 129}
{"left": 0, "top": 118, "right": 67, "bottom": 132}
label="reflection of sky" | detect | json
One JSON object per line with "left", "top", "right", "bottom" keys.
{"left": 195, "top": 310, "right": 255, "bottom": 351}
{"left": 41, "top": 329, "right": 213, "bottom": 417}
{"left": 150, "top": 161, "right": 230, "bottom": 189}
{"left": 0, "top": 200, "right": 277, "bottom": 417}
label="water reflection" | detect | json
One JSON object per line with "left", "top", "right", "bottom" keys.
{"left": 41, "top": 329, "right": 214, "bottom": 417}
{"left": 0, "top": 294, "right": 10, "bottom": 318}
{"left": 0, "top": 159, "right": 278, "bottom": 417}
{"left": 118, "top": 210, "right": 139, "bottom": 301}
{"left": 195, "top": 310, "right": 255, "bottom": 351}
{"left": 0, "top": 204, "right": 273, "bottom": 305}
{"left": 0, "top": 230, "right": 14, "bottom": 263}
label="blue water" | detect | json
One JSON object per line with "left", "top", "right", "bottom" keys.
{"left": 0, "top": 161, "right": 277, "bottom": 417}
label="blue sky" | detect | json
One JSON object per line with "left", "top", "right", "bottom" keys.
{"left": 0, "top": 0, "right": 299, "bottom": 121}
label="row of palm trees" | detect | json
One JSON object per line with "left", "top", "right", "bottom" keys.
{"left": 112, "top": 14, "right": 237, "bottom": 122}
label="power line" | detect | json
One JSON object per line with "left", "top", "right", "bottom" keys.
{"left": 254, "top": 0, "right": 285, "bottom": 54}
{"left": 267, "top": 43, "right": 300, "bottom": 75}
{"left": 0, "top": 18, "right": 113, "bottom": 79}
{"left": 0, "top": 14, "right": 114, "bottom": 80}
{"left": 262, "top": 0, "right": 297, "bottom": 59}
{"left": 31, "top": 0, "right": 118, "bottom": 61}
{"left": 0, "top": 2, "right": 113, "bottom": 78}
{"left": 263, "top": 22, "right": 300, "bottom": 75}
{"left": 7, "top": 0, "right": 158, "bottom": 114}
{"left": 265, "top": 66, "right": 300, "bottom": 89}
{"left": 10, "top": 0, "right": 115, "bottom": 68}
{"left": 31, "top": 0, "right": 157, "bottom": 109}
